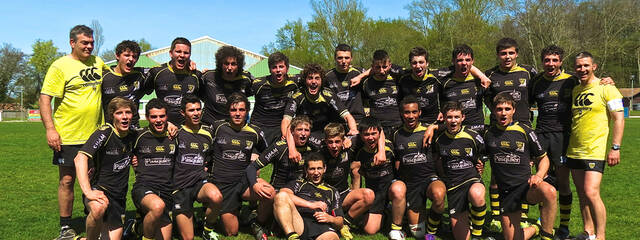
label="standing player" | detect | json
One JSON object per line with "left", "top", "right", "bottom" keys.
{"left": 74, "top": 97, "right": 136, "bottom": 240}
{"left": 530, "top": 45, "right": 576, "bottom": 239}
{"left": 352, "top": 117, "right": 406, "bottom": 240}
{"left": 199, "top": 46, "right": 254, "bottom": 126}
{"left": 484, "top": 93, "right": 557, "bottom": 240}
{"left": 101, "top": 40, "right": 146, "bottom": 129}
{"left": 172, "top": 95, "right": 223, "bottom": 240}
{"left": 145, "top": 37, "right": 201, "bottom": 125}
{"left": 392, "top": 96, "right": 446, "bottom": 239}
{"left": 39, "top": 24, "right": 108, "bottom": 240}
{"left": 324, "top": 44, "right": 366, "bottom": 123}
{"left": 433, "top": 101, "right": 487, "bottom": 240}
{"left": 131, "top": 98, "right": 175, "bottom": 240}
{"left": 208, "top": 93, "right": 275, "bottom": 238}
{"left": 567, "top": 52, "right": 624, "bottom": 240}
{"left": 282, "top": 63, "right": 358, "bottom": 147}
{"left": 251, "top": 52, "right": 299, "bottom": 145}
{"left": 320, "top": 123, "right": 375, "bottom": 240}
{"left": 360, "top": 50, "right": 403, "bottom": 136}
{"left": 274, "top": 152, "right": 344, "bottom": 240}
{"left": 397, "top": 47, "right": 442, "bottom": 124}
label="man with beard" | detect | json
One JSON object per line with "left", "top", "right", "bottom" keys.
{"left": 324, "top": 44, "right": 366, "bottom": 123}
{"left": 274, "top": 152, "right": 344, "bottom": 240}
{"left": 199, "top": 46, "right": 254, "bottom": 125}
{"left": 74, "top": 97, "right": 137, "bottom": 240}
{"left": 145, "top": 37, "right": 201, "bottom": 125}
{"left": 131, "top": 99, "right": 175, "bottom": 240}
{"left": 282, "top": 63, "right": 358, "bottom": 148}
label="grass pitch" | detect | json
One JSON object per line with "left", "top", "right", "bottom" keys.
{"left": 0, "top": 119, "right": 638, "bottom": 239}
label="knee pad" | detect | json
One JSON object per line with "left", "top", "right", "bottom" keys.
{"left": 409, "top": 222, "right": 426, "bottom": 238}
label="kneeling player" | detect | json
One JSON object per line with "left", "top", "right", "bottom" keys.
{"left": 75, "top": 97, "right": 137, "bottom": 240}
{"left": 352, "top": 117, "right": 406, "bottom": 239}
{"left": 208, "top": 93, "right": 275, "bottom": 238}
{"left": 131, "top": 99, "right": 175, "bottom": 240}
{"left": 434, "top": 102, "right": 487, "bottom": 240}
{"left": 484, "top": 93, "right": 557, "bottom": 240}
{"left": 393, "top": 96, "right": 446, "bottom": 239}
{"left": 320, "top": 123, "right": 375, "bottom": 239}
{"left": 172, "top": 95, "right": 224, "bottom": 240}
{"left": 274, "top": 152, "right": 344, "bottom": 240}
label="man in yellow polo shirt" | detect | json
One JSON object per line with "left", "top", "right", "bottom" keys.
{"left": 39, "top": 25, "right": 108, "bottom": 240}
{"left": 567, "top": 52, "right": 624, "bottom": 240}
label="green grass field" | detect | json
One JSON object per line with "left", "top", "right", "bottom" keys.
{"left": 1, "top": 120, "right": 638, "bottom": 240}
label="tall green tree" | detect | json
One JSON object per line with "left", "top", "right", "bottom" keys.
{"left": 29, "top": 40, "right": 62, "bottom": 101}
{"left": 137, "top": 38, "right": 152, "bottom": 52}
{"left": 0, "top": 44, "right": 26, "bottom": 102}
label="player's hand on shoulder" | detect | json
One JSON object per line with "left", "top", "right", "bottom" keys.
{"left": 167, "top": 122, "right": 178, "bottom": 139}
{"left": 600, "top": 76, "right": 615, "bottom": 85}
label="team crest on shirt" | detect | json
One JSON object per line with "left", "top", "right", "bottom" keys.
{"left": 188, "top": 85, "right": 195, "bottom": 93}
{"left": 203, "top": 143, "right": 209, "bottom": 151}
{"left": 465, "top": 148, "right": 472, "bottom": 156}
{"left": 246, "top": 140, "right": 254, "bottom": 149}
{"left": 315, "top": 192, "right": 322, "bottom": 198}
{"left": 519, "top": 78, "right": 527, "bottom": 87}
{"left": 516, "top": 141, "right": 525, "bottom": 152}
{"left": 342, "top": 81, "right": 349, "bottom": 87}
{"left": 169, "top": 144, "right": 176, "bottom": 153}
{"left": 589, "top": 163, "right": 596, "bottom": 169}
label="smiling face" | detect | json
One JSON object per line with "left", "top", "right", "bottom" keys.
{"left": 494, "top": 102, "right": 515, "bottom": 127}
{"left": 401, "top": 103, "right": 421, "bottom": 129}
{"left": 410, "top": 55, "right": 428, "bottom": 78}
{"left": 305, "top": 160, "right": 325, "bottom": 184}
{"left": 270, "top": 61, "right": 288, "bottom": 84}
{"left": 147, "top": 108, "right": 167, "bottom": 133}
{"left": 116, "top": 49, "right": 139, "bottom": 74}
{"left": 182, "top": 102, "right": 202, "bottom": 127}
{"left": 221, "top": 56, "right": 239, "bottom": 80}
{"left": 229, "top": 101, "right": 248, "bottom": 127}
{"left": 170, "top": 44, "right": 191, "bottom": 70}
{"left": 335, "top": 51, "right": 352, "bottom": 72}
{"left": 113, "top": 106, "right": 133, "bottom": 133}
{"left": 305, "top": 73, "right": 322, "bottom": 95}
{"left": 542, "top": 54, "right": 563, "bottom": 77}
{"left": 445, "top": 110, "right": 465, "bottom": 134}
{"left": 498, "top": 47, "right": 518, "bottom": 70}
{"left": 70, "top": 33, "right": 94, "bottom": 61}
{"left": 575, "top": 57, "right": 597, "bottom": 83}
{"left": 292, "top": 122, "right": 310, "bottom": 146}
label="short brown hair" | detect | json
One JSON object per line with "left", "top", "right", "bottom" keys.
{"left": 69, "top": 25, "right": 93, "bottom": 41}
{"left": 492, "top": 92, "right": 516, "bottom": 109}
{"left": 290, "top": 115, "right": 312, "bottom": 132}
{"left": 170, "top": 37, "right": 191, "bottom": 51}
{"left": 301, "top": 63, "right": 324, "bottom": 81}
{"left": 324, "top": 123, "right": 345, "bottom": 139}
{"left": 107, "top": 97, "right": 135, "bottom": 119}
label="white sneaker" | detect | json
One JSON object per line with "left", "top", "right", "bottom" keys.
{"left": 389, "top": 229, "right": 406, "bottom": 240}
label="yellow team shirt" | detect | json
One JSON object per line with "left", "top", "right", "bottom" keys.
{"left": 567, "top": 79, "right": 623, "bottom": 160}
{"left": 40, "top": 55, "right": 107, "bottom": 145}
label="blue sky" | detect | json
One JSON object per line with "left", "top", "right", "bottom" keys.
{"left": 2, "top": 0, "right": 412, "bottom": 55}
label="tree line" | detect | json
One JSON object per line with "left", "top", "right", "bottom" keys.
{"left": 263, "top": 0, "right": 640, "bottom": 88}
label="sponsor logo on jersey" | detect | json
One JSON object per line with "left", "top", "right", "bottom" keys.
{"left": 106, "top": 148, "right": 120, "bottom": 155}
{"left": 448, "top": 159, "right": 473, "bottom": 170}
{"left": 574, "top": 93, "right": 594, "bottom": 106}
{"left": 402, "top": 153, "right": 427, "bottom": 165}
{"left": 222, "top": 150, "right": 247, "bottom": 161}
{"left": 180, "top": 153, "right": 204, "bottom": 165}
{"left": 461, "top": 98, "right": 477, "bottom": 109}
{"left": 500, "top": 141, "right": 510, "bottom": 148}
{"left": 461, "top": 88, "right": 470, "bottom": 95}
{"left": 155, "top": 146, "right": 165, "bottom": 152}
{"left": 190, "top": 143, "right": 199, "bottom": 149}
{"left": 113, "top": 157, "right": 131, "bottom": 172}
{"left": 145, "top": 157, "right": 172, "bottom": 166}
{"left": 231, "top": 139, "right": 241, "bottom": 146}
{"left": 79, "top": 67, "right": 101, "bottom": 82}
{"left": 450, "top": 149, "right": 460, "bottom": 156}
{"left": 215, "top": 94, "right": 227, "bottom": 103}
{"left": 505, "top": 80, "right": 513, "bottom": 86}
{"left": 93, "top": 134, "right": 107, "bottom": 149}
{"left": 494, "top": 153, "right": 521, "bottom": 164}
{"left": 119, "top": 85, "right": 128, "bottom": 92}
{"left": 139, "top": 146, "right": 152, "bottom": 153}
{"left": 408, "top": 142, "right": 417, "bottom": 149}
{"left": 163, "top": 95, "right": 182, "bottom": 106}
{"left": 373, "top": 96, "right": 397, "bottom": 108}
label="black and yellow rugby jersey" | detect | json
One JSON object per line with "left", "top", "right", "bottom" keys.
{"left": 285, "top": 178, "right": 344, "bottom": 218}
{"left": 485, "top": 64, "right": 537, "bottom": 126}
{"left": 352, "top": 140, "right": 395, "bottom": 184}
{"left": 392, "top": 123, "right": 437, "bottom": 184}
{"left": 321, "top": 147, "right": 353, "bottom": 193}
{"left": 530, "top": 70, "right": 577, "bottom": 133}
{"left": 438, "top": 69, "right": 485, "bottom": 127}
{"left": 284, "top": 88, "right": 349, "bottom": 132}
{"left": 199, "top": 70, "right": 253, "bottom": 125}
{"left": 250, "top": 75, "right": 299, "bottom": 128}
{"left": 361, "top": 75, "right": 402, "bottom": 127}
{"left": 209, "top": 120, "right": 267, "bottom": 185}
{"left": 132, "top": 128, "right": 176, "bottom": 192}
{"left": 173, "top": 125, "right": 212, "bottom": 190}
{"left": 484, "top": 122, "right": 546, "bottom": 189}
{"left": 79, "top": 124, "right": 136, "bottom": 199}
{"left": 398, "top": 71, "right": 442, "bottom": 124}
{"left": 102, "top": 67, "right": 147, "bottom": 128}
{"left": 145, "top": 63, "right": 201, "bottom": 125}
{"left": 325, "top": 67, "right": 366, "bottom": 122}
{"left": 249, "top": 140, "right": 316, "bottom": 189}
{"left": 433, "top": 126, "right": 484, "bottom": 190}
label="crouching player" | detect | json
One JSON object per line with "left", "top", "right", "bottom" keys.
{"left": 208, "top": 93, "right": 275, "bottom": 238}
{"left": 172, "top": 95, "right": 223, "bottom": 240}
{"left": 274, "top": 152, "right": 344, "bottom": 240}
{"left": 75, "top": 97, "right": 137, "bottom": 240}
{"left": 484, "top": 93, "right": 557, "bottom": 240}
{"left": 320, "top": 123, "right": 375, "bottom": 239}
{"left": 434, "top": 101, "right": 487, "bottom": 240}
{"left": 131, "top": 98, "right": 175, "bottom": 240}
{"left": 393, "top": 96, "right": 446, "bottom": 239}
{"left": 352, "top": 117, "right": 406, "bottom": 240}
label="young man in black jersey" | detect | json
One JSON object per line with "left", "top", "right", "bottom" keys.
{"left": 251, "top": 52, "right": 299, "bottom": 146}
{"left": 397, "top": 47, "right": 443, "bottom": 124}
{"left": 434, "top": 102, "right": 487, "bottom": 240}
{"left": 199, "top": 46, "right": 254, "bottom": 125}
{"left": 74, "top": 97, "right": 137, "bottom": 240}
{"left": 207, "top": 92, "right": 275, "bottom": 238}
{"left": 274, "top": 152, "right": 344, "bottom": 240}
{"left": 360, "top": 50, "right": 402, "bottom": 137}
{"left": 173, "top": 95, "right": 223, "bottom": 240}
{"left": 324, "top": 44, "right": 366, "bottom": 122}
{"left": 320, "top": 123, "right": 375, "bottom": 240}
{"left": 351, "top": 117, "right": 406, "bottom": 240}
{"left": 485, "top": 93, "right": 557, "bottom": 240}
{"left": 145, "top": 38, "right": 201, "bottom": 125}
{"left": 131, "top": 98, "right": 175, "bottom": 240}
{"left": 282, "top": 63, "right": 358, "bottom": 147}
{"left": 393, "top": 96, "right": 446, "bottom": 239}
